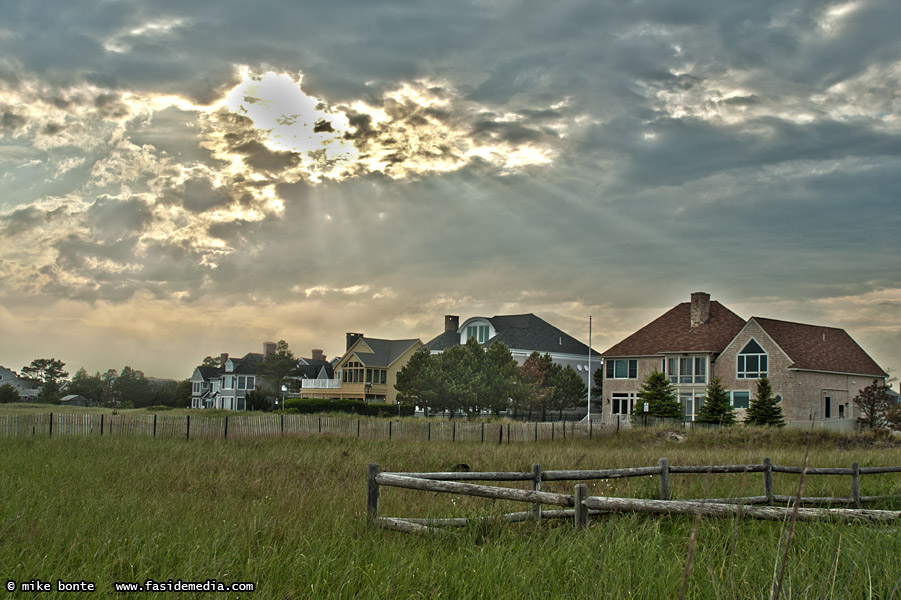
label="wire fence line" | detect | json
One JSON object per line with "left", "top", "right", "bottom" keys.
{"left": 0, "top": 412, "right": 637, "bottom": 442}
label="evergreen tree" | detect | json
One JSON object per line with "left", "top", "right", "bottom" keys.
{"left": 0, "top": 383, "right": 19, "bottom": 404}
{"left": 695, "top": 376, "right": 735, "bottom": 425}
{"left": 637, "top": 370, "right": 681, "bottom": 419}
{"left": 483, "top": 342, "right": 522, "bottom": 415}
{"left": 744, "top": 377, "right": 784, "bottom": 426}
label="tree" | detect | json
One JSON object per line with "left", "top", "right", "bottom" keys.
{"left": 695, "top": 376, "right": 735, "bottom": 425}
{"left": 67, "top": 368, "right": 105, "bottom": 406}
{"left": 521, "top": 352, "right": 554, "bottom": 420}
{"left": 637, "top": 370, "right": 681, "bottom": 419}
{"left": 21, "top": 358, "right": 69, "bottom": 403}
{"left": 548, "top": 364, "right": 588, "bottom": 419}
{"left": 245, "top": 390, "right": 274, "bottom": 412}
{"left": 174, "top": 379, "right": 192, "bottom": 408}
{"left": 744, "top": 377, "right": 784, "bottom": 427}
{"left": 395, "top": 348, "right": 440, "bottom": 409}
{"left": 257, "top": 340, "right": 301, "bottom": 398}
{"left": 887, "top": 404, "right": 901, "bottom": 432}
{"left": 200, "top": 356, "right": 222, "bottom": 368}
{"left": 854, "top": 379, "right": 892, "bottom": 430}
{"left": 591, "top": 367, "right": 603, "bottom": 400}
{"left": 0, "top": 383, "right": 19, "bottom": 404}
{"left": 482, "top": 342, "right": 523, "bottom": 415}
{"left": 112, "top": 366, "right": 151, "bottom": 408}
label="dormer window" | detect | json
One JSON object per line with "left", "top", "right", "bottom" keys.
{"left": 225, "top": 360, "right": 234, "bottom": 373}
{"left": 737, "top": 339, "right": 767, "bottom": 379}
{"left": 466, "top": 324, "right": 490, "bottom": 343}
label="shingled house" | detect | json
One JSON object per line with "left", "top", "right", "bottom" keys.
{"left": 601, "top": 292, "right": 888, "bottom": 430}
{"left": 325, "top": 334, "right": 424, "bottom": 403}
{"left": 426, "top": 314, "right": 600, "bottom": 388}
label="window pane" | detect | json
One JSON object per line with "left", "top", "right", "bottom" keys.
{"left": 628, "top": 360, "right": 637, "bottom": 378}
{"left": 760, "top": 355, "right": 768, "bottom": 374}
{"left": 606, "top": 361, "right": 614, "bottom": 378}
{"left": 746, "top": 355, "right": 758, "bottom": 373}
{"left": 732, "top": 392, "right": 750, "bottom": 409}
{"left": 695, "top": 358, "right": 706, "bottom": 383}
{"left": 614, "top": 360, "right": 627, "bottom": 378}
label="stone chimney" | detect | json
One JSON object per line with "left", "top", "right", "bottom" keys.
{"left": 346, "top": 332, "right": 364, "bottom": 350}
{"left": 263, "top": 342, "right": 276, "bottom": 357}
{"left": 445, "top": 315, "right": 459, "bottom": 332}
{"left": 220, "top": 353, "right": 229, "bottom": 368}
{"left": 690, "top": 292, "right": 711, "bottom": 329}
{"left": 312, "top": 348, "right": 326, "bottom": 362}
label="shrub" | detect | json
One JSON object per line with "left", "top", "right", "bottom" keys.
{"left": 283, "top": 397, "right": 415, "bottom": 417}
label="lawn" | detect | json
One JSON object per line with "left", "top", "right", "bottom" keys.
{"left": 1, "top": 429, "right": 899, "bottom": 598}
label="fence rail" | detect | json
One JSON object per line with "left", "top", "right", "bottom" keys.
{"left": 0, "top": 413, "right": 629, "bottom": 442}
{"left": 367, "top": 459, "right": 901, "bottom": 533}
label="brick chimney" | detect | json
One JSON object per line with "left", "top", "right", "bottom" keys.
{"left": 445, "top": 315, "right": 459, "bottom": 332}
{"left": 263, "top": 342, "right": 276, "bottom": 357}
{"left": 220, "top": 353, "right": 229, "bottom": 368}
{"left": 312, "top": 348, "right": 326, "bottom": 362}
{"left": 346, "top": 332, "right": 363, "bottom": 350}
{"left": 690, "top": 292, "right": 711, "bottom": 329}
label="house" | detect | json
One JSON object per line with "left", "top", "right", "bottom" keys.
{"left": 0, "top": 366, "right": 39, "bottom": 400}
{"left": 601, "top": 292, "right": 888, "bottom": 430}
{"left": 322, "top": 333, "right": 424, "bottom": 403}
{"left": 425, "top": 314, "right": 601, "bottom": 388}
{"left": 190, "top": 344, "right": 268, "bottom": 410}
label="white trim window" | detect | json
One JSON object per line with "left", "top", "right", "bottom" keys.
{"left": 611, "top": 392, "right": 635, "bottom": 415}
{"left": 606, "top": 359, "right": 638, "bottom": 379}
{"left": 237, "top": 376, "right": 255, "bottom": 390}
{"left": 680, "top": 392, "right": 706, "bottom": 421}
{"left": 731, "top": 391, "right": 751, "bottom": 409}
{"left": 665, "top": 356, "right": 707, "bottom": 384}
{"left": 192, "top": 382, "right": 201, "bottom": 395}
{"left": 466, "top": 324, "right": 490, "bottom": 343}
{"left": 737, "top": 339, "right": 768, "bottom": 379}
{"left": 223, "top": 376, "right": 235, "bottom": 390}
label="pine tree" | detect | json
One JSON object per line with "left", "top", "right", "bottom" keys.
{"left": 695, "top": 376, "right": 735, "bottom": 425}
{"left": 744, "top": 377, "right": 784, "bottom": 426}
{"left": 637, "top": 370, "right": 682, "bottom": 419}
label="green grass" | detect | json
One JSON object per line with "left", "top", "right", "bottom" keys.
{"left": 1, "top": 430, "right": 900, "bottom": 598}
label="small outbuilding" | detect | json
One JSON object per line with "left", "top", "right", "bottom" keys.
{"left": 59, "top": 395, "right": 91, "bottom": 407}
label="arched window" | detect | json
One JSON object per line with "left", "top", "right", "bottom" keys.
{"left": 737, "top": 339, "right": 767, "bottom": 379}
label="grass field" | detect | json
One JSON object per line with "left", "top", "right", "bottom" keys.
{"left": 1, "top": 428, "right": 900, "bottom": 598}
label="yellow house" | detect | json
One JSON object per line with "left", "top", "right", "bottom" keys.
{"left": 321, "top": 333, "right": 423, "bottom": 403}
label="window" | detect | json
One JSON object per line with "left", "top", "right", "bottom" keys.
{"left": 731, "top": 391, "right": 750, "bottom": 409}
{"left": 192, "top": 382, "right": 201, "bottom": 395}
{"left": 466, "top": 325, "right": 490, "bottom": 343}
{"left": 666, "top": 356, "right": 707, "bottom": 384}
{"left": 737, "top": 339, "right": 768, "bottom": 379}
{"left": 223, "top": 376, "right": 235, "bottom": 389}
{"left": 679, "top": 392, "right": 706, "bottom": 421}
{"left": 825, "top": 396, "right": 831, "bottom": 419}
{"left": 612, "top": 393, "right": 635, "bottom": 415}
{"left": 343, "top": 361, "right": 365, "bottom": 384}
{"left": 838, "top": 404, "right": 845, "bottom": 419}
{"left": 237, "top": 376, "right": 255, "bottom": 390}
{"left": 606, "top": 359, "right": 638, "bottom": 379}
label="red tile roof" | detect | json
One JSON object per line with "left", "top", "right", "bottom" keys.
{"left": 603, "top": 301, "right": 746, "bottom": 357}
{"left": 753, "top": 317, "right": 887, "bottom": 377}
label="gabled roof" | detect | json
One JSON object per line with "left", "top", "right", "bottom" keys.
{"left": 603, "top": 301, "right": 746, "bottom": 357}
{"left": 195, "top": 366, "right": 221, "bottom": 381}
{"left": 752, "top": 317, "right": 887, "bottom": 377}
{"left": 232, "top": 352, "right": 264, "bottom": 375}
{"left": 427, "top": 313, "right": 599, "bottom": 356}
{"left": 298, "top": 359, "right": 334, "bottom": 379}
{"left": 351, "top": 337, "right": 421, "bottom": 367}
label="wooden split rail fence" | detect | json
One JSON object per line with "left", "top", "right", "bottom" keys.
{"left": 0, "top": 413, "right": 623, "bottom": 442}
{"left": 366, "top": 459, "right": 901, "bottom": 533}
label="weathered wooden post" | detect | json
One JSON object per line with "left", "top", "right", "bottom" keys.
{"left": 223, "top": 416, "right": 228, "bottom": 439}
{"left": 358, "top": 420, "right": 361, "bottom": 439}
{"left": 427, "top": 421, "right": 431, "bottom": 441}
{"left": 452, "top": 421, "right": 456, "bottom": 442}
{"left": 153, "top": 414, "right": 158, "bottom": 439}
{"left": 851, "top": 462, "right": 861, "bottom": 509}
{"left": 100, "top": 414, "right": 104, "bottom": 437}
{"left": 481, "top": 422, "right": 485, "bottom": 443}
{"left": 532, "top": 463, "right": 543, "bottom": 520}
{"left": 186, "top": 415, "right": 190, "bottom": 441}
{"left": 574, "top": 484, "right": 589, "bottom": 530}
{"left": 319, "top": 416, "right": 322, "bottom": 434}
{"left": 367, "top": 463, "right": 380, "bottom": 524}
{"left": 507, "top": 423, "right": 511, "bottom": 444}
{"left": 551, "top": 422, "right": 555, "bottom": 441}
{"left": 49, "top": 413, "right": 53, "bottom": 438}
{"left": 764, "top": 457, "right": 774, "bottom": 505}
{"left": 281, "top": 413, "right": 285, "bottom": 436}
{"left": 498, "top": 424, "right": 503, "bottom": 444}
{"left": 389, "top": 421, "right": 393, "bottom": 440}
{"left": 659, "top": 458, "right": 670, "bottom": 500}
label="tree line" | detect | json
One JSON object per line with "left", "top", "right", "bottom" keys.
{"left": 395, "top": 340, "right": 590, "bottom": 419}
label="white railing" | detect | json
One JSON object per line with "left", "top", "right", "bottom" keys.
{"left": 301, "top": 379, "right": 342, "bottom": 389}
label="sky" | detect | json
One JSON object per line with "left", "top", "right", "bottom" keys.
{"left": 1, "top": 0, "right": 900, "bottom": 382}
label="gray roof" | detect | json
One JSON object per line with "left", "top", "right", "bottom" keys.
{"left": 232, "top": 352, "right": 264, "bottom": 375}
{"left": 352, "top": 337, "right": 421, "bottom": 367}
{"left": 426, "top": 313, "right": 600, "bottom": 357}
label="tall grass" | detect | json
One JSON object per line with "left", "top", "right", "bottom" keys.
{"left": 0, "top": 430, "right": 899, "bottom": 598}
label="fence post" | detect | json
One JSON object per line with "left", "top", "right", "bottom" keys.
{"left": 367, "top": 463, "right": 380, "bottom": 524}
{"left": 100, "top": 414, "right": 104, "bottom": 437}
{"left": 551, "top": 422, "right": 554, "bottom": 441}
{"left": 358, "top": 420, "right": 361, "bottom": 439}
{"left": 186, "top": 415, "right": 190, "bottom": 442}
{"left": 589, "top": 417, "right": 592, "bottom": 440}
{"left": 224, "top": 416, "right": 228, "bottom": 439}
{"left": 481, "top": 422, "right": 485, "bottom": 443}
{"left": 532, "top": 463, "right": 542, "bottom": 520}
{"left": 659, "top": 458, "right": 670, "bottom": 500}
{"left": 563, "top": 420, "right": 566, "bottom": 440}
{"left": 535, "top": 421, "right": 538, "bottom": 442}
{"left": 389, "top": 421, "right": 393, "bottom": 440}
{"left": 319, "top": 416, "right": 322, "bottom": 435}
{"left": 851, "top": 462, "right": 861, "bottom": 509}
{"left": 428, "top": 421, "right": 431, "bottom": 441}
{"left": 49, "top": 413, "right": 53, "bottom": 438}
{"left": 616, "top": 415, "right": 620, "bottom": 434}
{"left": 281, "top": 414, "right": 285, "bottom": 437}
{"left": 574, "top": 483, "right": 588, "bottom": 530}
{"left": 764, "top": 457, "right": 774, "bottom": 505}
{"left": 499, "top": 424, "right": 503, "bottom": 444}
{"left": 507, "top": 423, "right": 510, "bottom": 444}
{"left": 453, "top": 421, "right": 456, "bottom": 442}
{"left": 153, "top": 414, "right": 157, "bottom": 439}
